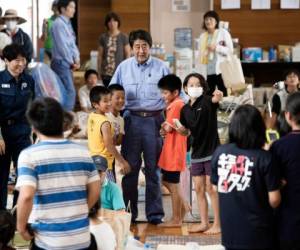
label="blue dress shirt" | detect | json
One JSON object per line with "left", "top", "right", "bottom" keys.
{"left": 110, "top": 56, "right": 170, "bottom": 111}
{"left": 51, "top": 15, "right": 79, "bottom": 65}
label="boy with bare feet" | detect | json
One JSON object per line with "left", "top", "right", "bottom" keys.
{"left": 157, "top": 74, "right": 190, "bottom": 227}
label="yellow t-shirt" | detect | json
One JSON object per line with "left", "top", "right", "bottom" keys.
{"left": 87, "top": 112, "right": 114, "bottom": 170}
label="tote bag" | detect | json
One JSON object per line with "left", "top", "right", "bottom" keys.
{"left": 220, "top": 54, "right": 246, "bottom": 91}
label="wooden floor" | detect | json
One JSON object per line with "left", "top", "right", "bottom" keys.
{"left": 131, "top": 223, "right": 221, "bottom": 244}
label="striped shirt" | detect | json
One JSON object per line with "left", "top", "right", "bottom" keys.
{"left": 16, "top": 139, "right": 99, "bottom": 250}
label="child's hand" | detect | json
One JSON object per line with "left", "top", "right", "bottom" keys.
{"left": 120, "top": 160, "right": 131, "bottom": 175}
{"left": 161, "top": 122, "right": 173, "bottom": 133}
{"left": 212, "top": 89, "right": 223, "bottom": 103}
{"left": 176, "top": 126, "right": 190, "bottom": 136}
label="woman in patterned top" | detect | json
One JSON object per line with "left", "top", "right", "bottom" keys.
{"left": 97, "top": 12, "right": 131, "bottom": 87}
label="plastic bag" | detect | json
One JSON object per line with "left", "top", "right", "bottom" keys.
{"left": 30, "top": 62, "right": 68, "bottom": 109}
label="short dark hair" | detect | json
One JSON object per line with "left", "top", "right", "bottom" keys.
{"left": 276, "top": 111, "right": 291, "bottom": 137}
{"left": 84, "top": 69, "right": 98, "bottom": 81}
{"left": 89, "top": 86, "right": 110, "bottom": 106}
{"left": 2, "top": 44, "right": 26, "bottom": 61}
{"left": 108, "top": 84, "right": 125, "bottom": 94}
{"left": 183, "top": 73, "right": 209, "bottom": 94}
{"left": 284, "top": 68, "right": 300, "bottom": 80}
{"left": 158, "top": 74, "right": 182, "bottom": 93}
{"left": 129, "top": 29, "right": 152, "bottom": 48}
{"left": 0, "top": 210, "right": 15, "bottom": 247}
{"left": 104, "top": 12, "right": 121, "bottom": 29}
{"left": 26, "top": 97, "right": 64, "bottom": 136}
{"left": 57, "top": 0, "right": 74, "bottom": 14}
{"left": 63, "top": 111, "right": 74, "bottom": 131}
{"left": 229, "top": 105, "right": 266, "bottom": 149}
{"left": 286, "top": 92, "right": 300, "bottom": 126}
{"left": 202, "top": 11, "right": 220, "bottom": 30}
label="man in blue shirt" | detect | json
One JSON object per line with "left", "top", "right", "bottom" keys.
{"left": 110, "top": 29, "right": 169, "bottom": 224}
{"left": 0, "top": 44, "right": 35, "bottom": 210}
{"left": 51, "top": 0, "right": 80, "bottom": 111}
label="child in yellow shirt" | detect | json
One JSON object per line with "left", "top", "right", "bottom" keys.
{"left": 87, "top": 86, "right": 130, "bottom": 182}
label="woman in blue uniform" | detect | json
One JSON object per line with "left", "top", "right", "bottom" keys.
{"left": 0, "top": 44, "right": 34, "bottom": 210}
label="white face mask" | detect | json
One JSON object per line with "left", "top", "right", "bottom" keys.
{"left": 5, "top": 20, "right": 18, "bottom": 31}
{"left": 187, "top": 87, "right": 203, "bottom": 98}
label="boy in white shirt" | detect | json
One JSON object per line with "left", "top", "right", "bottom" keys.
{"left": 107, "top": 84, "right": 125, "bottom": 146}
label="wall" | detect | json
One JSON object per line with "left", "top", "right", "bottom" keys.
{"left": 150, "top": 0, "right": 210, "bottom": 53}
{"left": 78, "top": 0, "right": 110, "bottom": 62}
{"left": 214, "top": 0, "right": 300, "bottom": 49}
{"left": 78, "top": 0, "right": 150, "bottom": 62}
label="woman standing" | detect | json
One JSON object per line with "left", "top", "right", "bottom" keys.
{"left": 98, "top": 12, "right": 131, "bottom": 87}
{"left": 199, "top": 11, "right": 233, "bottom": 96}
{"left": 0, "top": 44, "right": 34, "bottom": 209}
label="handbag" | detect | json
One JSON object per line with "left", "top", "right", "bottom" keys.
{"left": 220, "top": 54, "right": 246, "bottom": 91}
{"left": 98, "top": 207, "right": 132, "bottom": 250}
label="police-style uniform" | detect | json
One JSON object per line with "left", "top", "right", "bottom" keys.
{"left": 0, "top": 69, "right": 34, "bottom": 209}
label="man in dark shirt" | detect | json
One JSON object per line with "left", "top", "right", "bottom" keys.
{"left": 0, "top": 9, "right": 33, "bottom": 63}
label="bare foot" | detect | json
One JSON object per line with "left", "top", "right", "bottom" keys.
{"left": 181, "top": 202, "right": 191, "bottom": 220}
{"left": 188, "top": 223, "right": 209, "bottom": 233}
{"left": 158, "top": 219, "right": 182, "bottom": 228}
{"left": 204, "top": 224, "right": 221, "bottom": 235}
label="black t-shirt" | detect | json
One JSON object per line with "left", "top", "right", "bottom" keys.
{"left": 270, "top": 131, "right": 300, "bottom": 242}
{"left": 180, "top": 95, "right": 219, "bottom": 159}
{"left": 211, "top": 143, "right": 280, "bottom": 249}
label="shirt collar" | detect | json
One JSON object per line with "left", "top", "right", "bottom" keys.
{"left": 59, "top": 15, "right": 70, "bottom": 24}
{"left": 167, "top": 97, "right": 182, "bottom": 110}
{"left": 3, "top": 69, "right": 26, "bottom": 83}
{"left": 134, "top": 56, "right": 152, "bottom": 67}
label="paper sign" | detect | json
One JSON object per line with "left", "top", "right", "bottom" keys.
{"left": 221, "top": 0, "right": 241, "bottom": 9}
{"left": 280, "top": 0, "right": 300, "bottom": 9}
{"left": 251, "top": 0, "right": 271, "bottom": 9}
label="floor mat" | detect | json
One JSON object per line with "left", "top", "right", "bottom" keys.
{"left": 145, "top": 235, "right": 221, "bottom": 249}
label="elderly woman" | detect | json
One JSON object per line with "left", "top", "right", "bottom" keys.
{"left": 98, "top": 12, "right": 131, "bottom": 87}
{"left": 0, "top": 44, "right": 35, "bottom": 209}
{"left": 199, "top": 11, "right": 233, "bottom": 96}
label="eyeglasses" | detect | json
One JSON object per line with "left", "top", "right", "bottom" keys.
{"left": 133, "top": 44, "right": 149, "bottom": 51}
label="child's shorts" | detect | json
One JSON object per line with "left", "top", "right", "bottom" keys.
{"left": 161, "top": 169, "right": 180, "bottom": 184}
{"left": 191, "top": 161, "right": 211, "bottom": 176}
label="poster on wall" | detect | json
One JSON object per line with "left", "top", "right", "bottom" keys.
{"left": 251, "top": 0, "right": 271, "bottom": 9}
{"left": 221, "top": 0, "right": 240, "bottom": 9}
{"left": 280, "top": 0, "right": 300, "bottom": 9}
{"left": 172, "top": 0, "right": 191, "bottom": 12}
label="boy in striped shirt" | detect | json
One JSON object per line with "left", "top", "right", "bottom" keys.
{"left": 16, "top": 97, "right": 100, "bottom": 250}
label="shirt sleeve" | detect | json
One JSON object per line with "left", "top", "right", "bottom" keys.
{"left": 51, "top": 20, "right": 74, "bottom": 65}
{"left": 215, "top": 28, "right": 233, "bottom": 56}
{"left": 99, "top": 33, "right": 106, "bottom": 47}
{"left": 111, "top": 183, "right": 126, "bottom": 210}
{"left": 15, "top": 151, "right": 37, "bottom": 190}
{"left": 78, "top": 87, "right": 89, "bottom": 109}
{"left": 166, "top": 101, "right": 183, "bottom": 128}
{"left": 262, "top": 150, "right": 281, "bottom": 191}
{"left": 272, "top": 94, "right": 281, "bottom": 115}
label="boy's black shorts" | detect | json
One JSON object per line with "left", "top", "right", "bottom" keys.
{"left": 161, "top": 169, "right": 180, "bottom": 184}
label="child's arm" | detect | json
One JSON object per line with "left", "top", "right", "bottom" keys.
{"left": 212, "top": 89, "right": 223, "bottom": 103}
{"left": 101, "top": 122, "right": 130, "bottom": 174}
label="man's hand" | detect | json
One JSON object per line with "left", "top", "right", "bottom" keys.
{"left": 120, "top": 160, "right": 131, "bottom": 175}
{"left": 0, "top": 139, "right": 5, "bottom": 155}
{"left": 72, "top": 63, "right": 80, "bottom": 71}
{"left": 212, "top": 89, "right": 223, "bottom": 103}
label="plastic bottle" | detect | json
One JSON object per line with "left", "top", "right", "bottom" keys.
{"left": 90, "top": 50, "right": 98, "bottom": 70}
{"left": 143, "top": 243, "right": 155, "bottom": 249}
